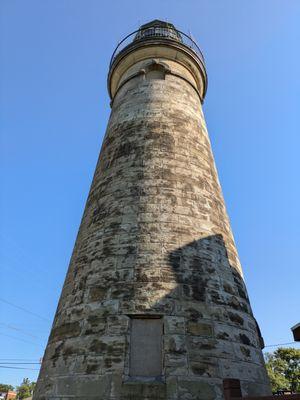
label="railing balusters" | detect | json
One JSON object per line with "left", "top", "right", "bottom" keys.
{"left": 109, "top": 26, "right": 205, "bottom": 69}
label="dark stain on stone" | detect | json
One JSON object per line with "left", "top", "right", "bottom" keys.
{"left": 217, "top": 332, "right": 230, "bottom": 340}
{"left": 182, "top": 284, "right": 190, "bottom": 298}
{"left": 86, "top": 364, "right": 98, "bottom": 374}
{"left": 228, "top": 312, "right": 244, "bottom": 326}
{"left": 104, "top": 357, "right": 122, "bottom": 368}
{"left": 78, "top": 276, "right": 87, "bottom": 291}
{"left": 223, "top": 283, "right": 236, "bottom": 295}
{"left": 191, "top": 282, "right": 206, "bottom": 302}
{"left": 237, "top": 286, "right": 247, "bottom": 299}
{"left": 116, "top": 142, "right": 136, "bottom": 158}
{"left": 62, "top": 346, "right": 76, "bottom": 360}
{"left": 50, "top": 322, "right": 80, "bottom": 342}
{"left": 192, "top": 365, "right": 207, "bottom": 376}
{"left": 87, "top": 315, "right": 106, "bottom": 326}
{"left": 51, "top": 342, "right": 64, "bottom": 365}
{"left": 187, "top": 322, "right": 213, "bottom": 337}
{"left": 168, "top": 253, "right": 181, "bottom": 269}
{"left": 89, "top": 286, "right": 107, "bottom": 302}
{"left": 239, "top": 333, "right": 251, "bottom": 346}
{"left": 111, "top": 284, "right": 134, "bottom": 300}
{"left": 190, "top": 361, "right": 215, "bottom": 377}
{"left": 191, "top": 256, "right": 204, "bottom": 271}
{"left": 186, "top": 308, "right": 203, "bottom": 321}
{"left": 199, "top": 343, "right": 216, "bottom": 350}
{"left": 228, "top": 296, "right": 242, "bottom": 310}
{"left": 210, "top": 291, "right": 224, "bottom": 305}
{"left": 168, "top": 337, "right": 186, "bottom": 354}
{"left": 240, "top": 346, "right": 251, "bottom": 357}
{"left": 90, "top": 339, "right": 108, "bottom": 353}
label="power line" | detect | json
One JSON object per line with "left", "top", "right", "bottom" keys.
{"left": 0, "top": 362, "right": 41, "bottom": 365}
{"left": 0, "top": 365, "right": 40, "bottom": 371}
{"left": 0, "top": 231, "right": 49, "bottom": 278}
{"left": 265, "top": 341, "right": 297, "bottom": 348}
{"left": 0, "top": 332, "right": 42, "bottom": 347}
{"left": 0, "top": 297, "right": 50, "bottom": 322}
{"left": 0, "top": 322, "right": 41, "bottom": 339}
{"left": 0, "top": 358, "right": 40, "bottom": 361}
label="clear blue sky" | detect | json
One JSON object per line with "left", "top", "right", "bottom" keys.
{"left": 1, "top": 0, "right": 299, "bottom": 388}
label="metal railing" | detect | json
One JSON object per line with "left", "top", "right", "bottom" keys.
{"left": 109, "top": 27, "right": 205, "bottom": 69}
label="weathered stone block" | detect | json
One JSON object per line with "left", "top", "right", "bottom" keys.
{"left": 164, "top": 335, "right": 187, "bottom": 355}
{"left": 187, "top": 321, "right": 213, "bottom": 337}
{"left": 178, "top": 379, "right": 216, "bottom": 400}
{"left": 49, "top": 321, "right": 81, "bottom": 342}
{"left": 88, "top": 286, "right": 108, "bottom": 302}
{"left": 190, "top": 358, "right": 219, "bottom": 378}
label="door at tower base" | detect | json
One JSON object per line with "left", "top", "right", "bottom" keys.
{"left": 33, "top": 20, "right": 271, "bottom": 400}
{"left": 129, "top": 317, "right": 163, "bottom": 380}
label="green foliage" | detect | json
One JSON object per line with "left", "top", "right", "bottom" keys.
{"left": 16, "top": 378, "right": 36, "bottom": 400}
{"left": 0, "top": 383, "right": 14, "bottom": 391}
{"left": 265, "top": 347, "right": 300, "bottom": 393}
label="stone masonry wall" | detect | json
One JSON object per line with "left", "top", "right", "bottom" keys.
{"left": 34, "top": 58, "right": 270, "bottom": 400}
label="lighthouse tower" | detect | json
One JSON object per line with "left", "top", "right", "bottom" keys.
{"left": 34, "top": 20, "right": 271, "bottom": 400}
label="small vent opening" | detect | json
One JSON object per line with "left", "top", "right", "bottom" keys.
{"left": 146, "top": 64, "right": 166, "bottom": 80}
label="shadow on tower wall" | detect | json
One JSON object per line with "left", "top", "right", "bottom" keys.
{"left": 135, "top": 233, "right": 270, "bottom": 399}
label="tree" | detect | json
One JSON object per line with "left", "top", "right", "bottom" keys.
{"left": 265, "top": 347, "right": 300, "bottom": 393}
{"left": 16, "top": 378, "right": 36, "bottom": 399}
{"left": 0, "top": 383, "right": 14, "bottom": 392}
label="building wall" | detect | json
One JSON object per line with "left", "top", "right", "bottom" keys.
{"left": 34, "top": 57, "right": 270, "bottom": 400}
{"left": 6, "top": 392, "right": 17, "bottom": 400}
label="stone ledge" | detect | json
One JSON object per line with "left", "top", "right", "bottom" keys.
{"left": 235, "top": 396, "right": 300, "bottom": 400}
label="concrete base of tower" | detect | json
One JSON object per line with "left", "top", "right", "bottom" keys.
{"left": 33, "top": 374, "right": 271, "bottom": 400}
